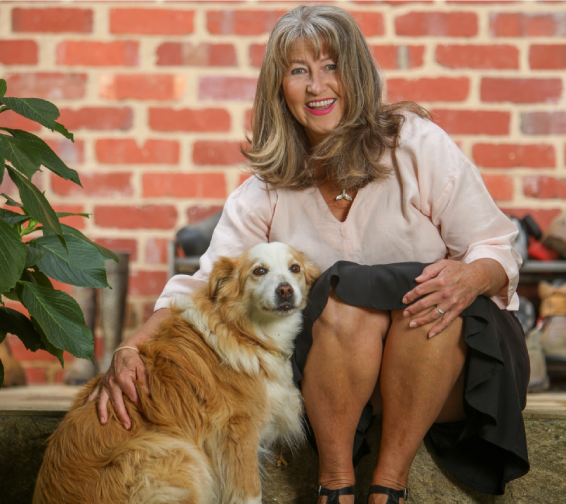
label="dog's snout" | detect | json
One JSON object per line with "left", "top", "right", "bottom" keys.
{"left": 276, "top": 283, "right": 294, "bottom": 300}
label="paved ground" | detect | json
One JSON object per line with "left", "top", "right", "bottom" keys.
{"left": 1, "top": 385, "right": 565, "bottom": 417}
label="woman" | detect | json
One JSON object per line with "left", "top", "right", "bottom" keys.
{"left": 91, "top": 6, "right": 529, "bottom": 503}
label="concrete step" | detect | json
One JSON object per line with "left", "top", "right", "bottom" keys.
{"left": 1, "top": 386, "right": 565, "bottom": 504}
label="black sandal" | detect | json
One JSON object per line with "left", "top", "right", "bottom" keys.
{"left": 316, "top": 485, "right": 355, "bottom": 503}
{"left": 367, "top": 485, "right": 408, "bottom": 503}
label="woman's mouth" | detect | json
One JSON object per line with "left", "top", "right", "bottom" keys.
{"left": 305, "top": 99, "right": 337, "bottom": 116}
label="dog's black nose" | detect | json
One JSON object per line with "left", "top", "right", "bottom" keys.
{"left": 276, "top": 283, "right": 294, "bottom": 300}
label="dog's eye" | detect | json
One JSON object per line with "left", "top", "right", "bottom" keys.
{"left": 253, "top": 267, "right": 267, "bottom": 276}
{"left": 290, "top": 264, "right": 300, "bottom": 274}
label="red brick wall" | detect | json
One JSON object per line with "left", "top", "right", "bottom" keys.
{"left": 1, "top": 1, "right": 565, "bottom": 382}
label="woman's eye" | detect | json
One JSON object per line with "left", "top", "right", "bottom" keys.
{"left": 253, "top": 267, "right": 267, "bottom": 276}
{"left": 291, "top": 68, "right": 305, "bottom": 75}
{"left": 326, "top": 64, "right": 337, "bottom": 71}
{"left": 290, "top": 264, "right": 300, "bottom": 274}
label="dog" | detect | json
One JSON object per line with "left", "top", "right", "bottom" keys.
{"left": 33, "top": 242, "right": 320, "bottom": 504}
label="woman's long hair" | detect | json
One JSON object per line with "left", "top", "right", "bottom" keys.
{"left": 242, "top": 5, "right": 430, "bottom": 191}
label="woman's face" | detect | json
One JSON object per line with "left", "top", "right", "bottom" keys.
{"left": 282, "top": 42, "right": 344, "bottom": 147}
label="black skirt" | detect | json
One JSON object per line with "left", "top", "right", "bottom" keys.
{"left": 291, "top": 261, "right": 530, "bottom": 496}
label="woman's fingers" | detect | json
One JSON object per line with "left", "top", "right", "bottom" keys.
{"left": 96, "top": 387, "right": 109, "bottom": 425}
{"left": 415, "top": 261, "right": 448, "bottom": 283}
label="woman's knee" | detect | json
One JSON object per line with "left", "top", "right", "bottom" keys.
{"left": 313, "top": 289, "right": 389, "bottom": 350}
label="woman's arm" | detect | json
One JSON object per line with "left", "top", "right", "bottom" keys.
{"left": 401, "top": 258, "right": 508, "bottom": 338}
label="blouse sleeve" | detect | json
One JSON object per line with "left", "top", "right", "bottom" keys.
{"left": 154, "top": 178, "right": 275, "bottom": 311}
{"left": 431, "top": 158, "right": 522, "bottom": 309}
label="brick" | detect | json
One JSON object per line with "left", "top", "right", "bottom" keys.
{"left": 521, "top": 112, "right": 566, "bottom": 135}
{"left": 145, "top": 238, "right": 169, "bottom": 265}
{"left": 0, "top": 110, "right": 41, "bottom": 131}
{"left": 244, "top": 109, "right": 253, "bottom": 132}
{"left": 481, "top": 174, "right": 514, "bottom": 201}
{"left": 44, "top": 139, "right": 85, "bottom": 165}
{"left": 8, "top": 335, "right": 61, "bottom": 363}
{"left": 432, "top": 110, "right": 510, "bottom": 135}
{"left": 52, "top": 204, "right": 86, "bottom": 230}
{"left": 12, "top": 8, "right": 93, "bottom": 33}
{"left": 94, "top": 205, "right": 178, "bottom": 230}
{"left": 56, "top": 41, "right": 138, "bottom": 67}
{"left": 59, "top": 107, "right": 133, "bottom": 131}
{"left": 499, "top": 208, "right": 562, "bottom": 231}
{"left": 6, "top": 73, "right": 86, "bottom": 99}
{"left": 199, "top": 76, "right": 257, "bottom": 101}
{"left": 24, "top": 366, "right": 46, "bottom": 384}
{"left": 250, "top": 44, "right": 266, "bottom": 68}
{"left": 193, "top": 141, "right": 246, "bottom": 166}
{"left": 149, "top": 108, "right": 230, "bottom": 132}
{"left": 350, "top": 12, "right": 385, "bottom": 37}
{"left": 387, "top": 77, "right": 469, "bottom": 102}
{"left": 481, "top": 78, "right": 562, "bottom": 104}
{"left": 472, "top": 144, "right": 555, "bottom": 168}
{"left": 110, "top": 9, "right": 194, "bottom": 35}
{"left": 351, "top": 0, "right": 434, "bottom": 5}
{"left": 207, "top": 10, "right": 286, "bottom": 35}
{"left": 436, "top": 45, "right": 519, "bottom": 69}
{"left": 94, "top": 238, "right": 138, "bottom": 262}
{"left": 143, "top": 173, "right": 227, "bottom": 198}
{"left": 129, "top": 271, "right": 168, "bottom": 296}
{"left": 52, "top": 172, "right": 133, "bottom": 197}
{"left": 395, "top": 12, "right": 478, "bottom": 37}
{"left": 96, "top": 139, "right": 179, "bottom": 164}
{"left": 370, "top": 45, "right": 425, "bottom": 69}
{"left": 187, "top": 205, "right": 224, "bottom": 224}
{"left": 99, "top": 74, "right": 185, "bottom": 101}
{"left": 530, "top": 45, "right": 566, "bottom": 69}
{"left": 524, "top": 176, "right": 566, "bottom": 199}
{"left": 156, "top": 43, "right": 236, "bottom": 67}
{"left": 490, "top": 12, "right": 566, "bottom": 37}
{"left": 0, "top": 40, "right": 38, "bottom": 65}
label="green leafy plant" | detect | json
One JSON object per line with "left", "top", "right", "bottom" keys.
{"left": 0, "top": 78, "right": 118, "bottom": 387}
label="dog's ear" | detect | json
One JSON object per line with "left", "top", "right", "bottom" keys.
{"left": 209, "top": 256, "right": 237, "bottom": 300}
{"left": 303, "top": 260, "right": 321, "bottom": 286}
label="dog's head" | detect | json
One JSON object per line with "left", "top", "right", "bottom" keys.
{"left": 209, "top": 243, "right": 320, "bottom": 318}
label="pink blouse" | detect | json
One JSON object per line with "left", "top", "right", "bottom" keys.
{"left": 156, "top": 113, "right": 521, "bottom": 312}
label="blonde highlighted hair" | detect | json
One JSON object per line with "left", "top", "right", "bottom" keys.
{"left": 242, "top": 5, "right": 429, "bottom": 191}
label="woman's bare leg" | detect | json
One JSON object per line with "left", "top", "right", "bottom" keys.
{"left": 302, "top": 290, "right": 390, "bottom": 504}
{"left": 369, "top": 309, "right": 467, "bottom": 504}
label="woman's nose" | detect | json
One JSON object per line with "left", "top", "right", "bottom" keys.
{"left": 307, "top": 73, "right": 324, "bottom": 95}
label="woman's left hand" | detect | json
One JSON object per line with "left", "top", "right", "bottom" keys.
{"left": 401, "top": 259, "right": 500, "bottom": 338}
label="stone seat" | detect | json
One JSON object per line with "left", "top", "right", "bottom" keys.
{"left": 1, "top": 386, "right": 565, "bottom": 504}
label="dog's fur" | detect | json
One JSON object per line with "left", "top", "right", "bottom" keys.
{"left": 33, "top": 242, "right": 319, "bottom": 504}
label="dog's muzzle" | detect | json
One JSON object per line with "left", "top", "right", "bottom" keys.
{"left": 275, "top": 282, "right": 295, "bottom": 311}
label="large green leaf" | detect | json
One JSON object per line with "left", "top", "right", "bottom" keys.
{"left": 0, "top": 208, "right": 29, "bottom": 226}
{"left": 0, "top": 135, "right": 41, "bottom": 179}
{"left": 30, "top": 233, "right": 109, "bottom": 288}
{"left": 30, "top": 268, "right": 54, "bottom": 290}
{"left": 33, "top": 319, "right": 64, "bottom": 366}
{"left": 1, "top": 193, "right": 23, "bottom": 208}
{"left": 0, "top": 79, "right": 6, "bottom": 98}
{"left": 0, "top": 307, "right": 45, "bottom": 352}
{"left": 21, "top": 282, "right": 93, "bottom": 360}
{"left": 6, "top": 166, "right": 64, "bottom": 242}
{"left": 0, "top": 217, "right": 26, "bottom": 293}
{"left": 25, "top": 246, "right": 45, "bottom": 267}
{"left": 0, "top": 136, "right": 5, "bottom": 182}
{"left": 5, "top": 130, "right": 80, "bottom": 185}
{"left": 2, "top": 97, "right": 58, "bottom": 129}
{"left": 57, "top": 224, "right": 120, "bottom": 263}
{"left": 53, "top": 122, "right": 74, "bottom": 141}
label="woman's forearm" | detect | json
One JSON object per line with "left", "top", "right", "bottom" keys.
{"left": 120, "top": 308, "right": 169, "bottom": 348}
{"left": 470, "top": 258, "right": 509, "bottom": 298}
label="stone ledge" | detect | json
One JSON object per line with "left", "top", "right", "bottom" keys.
{"left": 1, "top": 389, "right": 565, "bottom": 504}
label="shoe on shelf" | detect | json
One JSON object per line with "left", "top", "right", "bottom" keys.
{"left": 316, "top": 485, "right": 355, "bottom": 504}
{"left": 526, "top": 327, "right": 550, "bottom": 393}
{"left": 367, "top": 485, "right": 408, "bottom": 504}
{"left": 540, "top": 315, "right": 566, "bottom": 376}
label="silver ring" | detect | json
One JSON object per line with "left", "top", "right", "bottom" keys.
{"left": 436, "top": 306, "right": 445, "bottom": 317}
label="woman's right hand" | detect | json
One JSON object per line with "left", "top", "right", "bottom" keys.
{"left": 88, "top": 348, "right": 149, "bottom": 430}
{"left": 87, "top": 308, "right": 168, "bottom": 430}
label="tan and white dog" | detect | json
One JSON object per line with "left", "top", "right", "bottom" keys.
{"left": 33, "top": 242, "right": 320, "bottom": 504}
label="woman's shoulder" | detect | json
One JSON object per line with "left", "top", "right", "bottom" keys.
{"left": 226, "top": 175, "right": 278, "bottom": 217}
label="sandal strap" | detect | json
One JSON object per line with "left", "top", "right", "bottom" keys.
{"left": 316, "top": 485, "right": 355, "bottom": 504}
{"left": 368, "top": 485, "right": 408, "bottom": 503}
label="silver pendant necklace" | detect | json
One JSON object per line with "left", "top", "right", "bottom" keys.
{"left": 335, "top": 189, "right": 353, "bottom": 201}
